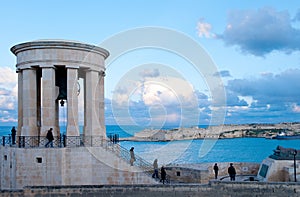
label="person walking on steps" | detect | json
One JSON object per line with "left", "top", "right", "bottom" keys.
{"left": 129, "top": 147, "right": 136, "bottom": 166}
{"left": 152, "top": 159, "right": 159, "bottom": 179}
{"left": 160, "top": 166, "right": 167, "bottom": 184}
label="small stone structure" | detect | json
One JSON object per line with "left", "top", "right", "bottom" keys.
{"left": 257, "top": 146, "right": 300, "bottom": 182}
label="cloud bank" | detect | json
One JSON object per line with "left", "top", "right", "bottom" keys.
{"left": 0, "top": 67, "right": 18, "bottom": 124}
{"left": 199, "top": 7, "right": 300, "bottom": 56}
{"left": 1, "top": 65, "right": 300, "bottom": 126}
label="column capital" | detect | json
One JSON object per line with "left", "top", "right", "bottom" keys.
{"left": 39, "top": 65, "right": 56, "bottom": 69}
{"left": 85, "top": 69, "right": 106, "bottom": 76}
{"left": 20, "top": 65, "right": 38, "bottom": 70}
{"left": 66, "top": 65, "right": 79, "bottom": 69}
{"left": 100, "top": 70, "right": 106, "bottom": 77}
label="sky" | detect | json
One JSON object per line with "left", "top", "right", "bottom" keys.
{"left": 1, "top": 0, "right": 300, "bottom": 127}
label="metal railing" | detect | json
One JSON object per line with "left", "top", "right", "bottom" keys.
{"left": 105, "top": 141, "right": 154, "bottom": 176}
{"left": 1, "top": 134, "right": 119, "bottom": 148}
{"left": 102, "top": 141, "right": 169, "bottom": 183}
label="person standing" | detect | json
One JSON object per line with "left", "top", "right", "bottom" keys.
{"left": 45, "top": 128, "right": 54, "bottom": 148}
{"left": 129, "top": 147, "right": 136, "bottom": 166}
{"left": 213, "top": 163, "right": 219, "bottom": 179}
{"left": 160, "top": 166, "right": 167, "bottom": 184}
{"left": 228, "top": 163, "right": 236, "bottom": 181}
{"left": 152, "top": 159, "right": 159, "bottom": 178}
{"left": 11, "top": 126, "right": 16, "bottom": 145}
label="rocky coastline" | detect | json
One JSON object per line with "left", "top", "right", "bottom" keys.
{"left": 120, "top": 122, "right": 300, "bottom": 141}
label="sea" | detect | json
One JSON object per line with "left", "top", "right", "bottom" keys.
{"left": 1, "top": 125, "right": 300, "bottom": 165}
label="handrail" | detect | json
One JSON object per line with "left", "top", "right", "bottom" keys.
{"left": 105, "top": 141, "right": 154, "bottom": 176}
{"left": 1, "top": 135, "right": 116, "bottom": 148}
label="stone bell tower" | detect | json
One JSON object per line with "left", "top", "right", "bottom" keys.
{"left": 11, "top": 40, "right": 109, "bottom": 139}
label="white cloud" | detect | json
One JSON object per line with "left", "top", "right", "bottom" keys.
{"left": 0, "top": 67, "right": 17, "bottom": 85}
{"left": 110, "top": 67, "right": 202, "bottom": 126}
{"left": 142, "top": 77, "right": 197, "bottom": 107}
{"left": 0, "top": 67, "right": 17, "bottom": 111}
{"left": 196, "top": 19, "right": 216, "bottom": 38}
{"left": 139, "top": 68, "right": 160, "bottom": 78}
{"left": 292, "top": 103, "right": 300, "bottom": 113}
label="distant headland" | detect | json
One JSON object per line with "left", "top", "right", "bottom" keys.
{"left": 120, "top": 122, "right": 300, "bottom": 141}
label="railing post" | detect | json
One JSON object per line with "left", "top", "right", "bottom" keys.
{"left": 2, "top": 136, "right": 5, "bottom": 146}
{"left": 21, "top": 136, "right": 25, "bottom": 148}
{"left": 63, "top": 134, "right": 66, "bottom": 147}
{"left": 8, "top": 135, "right": 11, "bottom": 146}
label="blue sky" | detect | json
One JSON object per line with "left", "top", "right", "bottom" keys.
{"left": 1, "top": 0, "right": 300, "bottom": 127}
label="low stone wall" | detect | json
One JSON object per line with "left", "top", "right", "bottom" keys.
{"left": 1, "top": 181, "right": 300, "bottom": 197}
{"left": 166, "top": 162, "right": 260, "bottom": 183}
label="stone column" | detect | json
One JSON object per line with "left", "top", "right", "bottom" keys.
{"left": 40, "top": 66, "right": 58, "bottom": 136}
{"left": 17, "top": 70, "right": 23, "bottom": 138}
{"left": 98, "top": 71, "right": 106, "bottom": 137}
{"left": 84, "top": 70, "right": 101, "bottom": 137}
{"left": 21, "top": 68, "right": 38, "bottom": 136}
{"left": 66, "top": 66, "right": 79, "bottom": 136}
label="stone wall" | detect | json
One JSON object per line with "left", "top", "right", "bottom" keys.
{"left": 1, "top": 181, "right": 300, "bottom": 197}
{"left": 0, "top": 146, "right": 156, "bottom": 189}
{"left": 166, "top": 162, "right": 260, "bottom": 183}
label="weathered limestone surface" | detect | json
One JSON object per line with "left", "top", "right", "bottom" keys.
{"left": 0, "top": 146, "right": 156, "bottom": 190}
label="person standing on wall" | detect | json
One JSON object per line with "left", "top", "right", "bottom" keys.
{"left": 228, "top": 163, "right": 236, "bottom": 181}
{"left": 213, "top": 163, "right": 219, "bottom": 179}
{"left": 45, "top": 128, "right": 54, "bottom": 148}
{"left": 11, "top": 126, "right": 16, "bottom": 145}
{"left": 130, "top": 147, "right": 136, "bottom": 166}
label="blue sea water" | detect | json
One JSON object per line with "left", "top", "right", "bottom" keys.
{"left": 1, "top": 125, "right": 299, "bottom": 165}
{"left": 120, "top": 138, "right": 300, "bottom": 165}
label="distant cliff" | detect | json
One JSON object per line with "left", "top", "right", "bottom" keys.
{"left": 121, "top": 122, "right": 300, "bottom": 141}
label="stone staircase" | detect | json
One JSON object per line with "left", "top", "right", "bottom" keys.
{"left": 100, "top": 140, "right": 165, "bottom": 182}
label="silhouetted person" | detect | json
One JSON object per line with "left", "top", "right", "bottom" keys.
{"left": 130, "top": 147, "right": 135, "bottom": 166}
{"left": 160, "top": 166, "right": 167, "bottom": 184}
{"left": 11, "top": 126, "right": 16, "bottom": 145}
{"left": 152, "top": 159, "right": 159, "bottom": 178}
{"left": 63, "top": 133, "right": 66, "bottom": 147}
{"left": 45, "top": 128, "right": 54, "bottom": 148}
{"left": 213, "top": 163, "right": 219, "bottom": 179}
{"left": 228, "top": 163, "right": 236, "bottom": 181}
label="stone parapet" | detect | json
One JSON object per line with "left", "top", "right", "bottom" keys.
{"left": 1, "top": 182, "right": 300, "bottom": 197}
